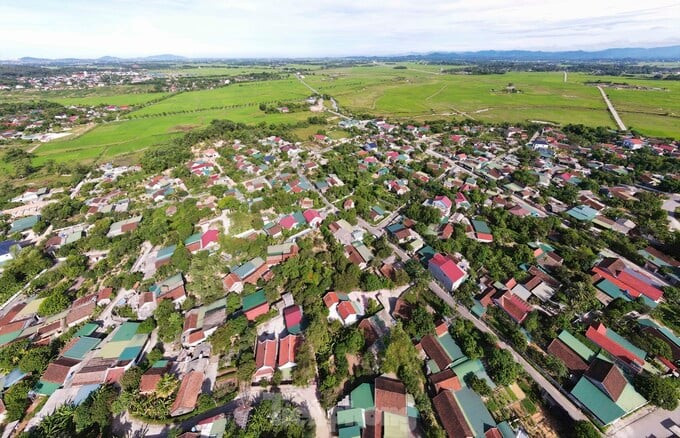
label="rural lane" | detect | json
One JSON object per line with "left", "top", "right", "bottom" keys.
{"left": 427, "top": 281, "right": 588, "bottom": 422}
{"left": 597, "top": 86, "right": 626, "bottom": 131}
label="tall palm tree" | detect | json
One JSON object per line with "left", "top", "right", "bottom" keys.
{"left": 36, "top": 404, "right": 75, "bottom": 437}
{"left": 154, "top": 374, "right": 178, "bottom": 399}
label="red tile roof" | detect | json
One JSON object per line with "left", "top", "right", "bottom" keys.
{"left": 323, "top": 292, "right": 339, "bottom": 308}
{"left": 183, "top": 312, "right": 199, "bottom": 332}
{"left": 430, "top": 253, "right": 466, "bottom": 284}
{"left": 374, "top": 377, "right": 406, "bottom": 415}
{"left": 283, "top": 306, "right": 302, "bottom": 329}
{"left": 432, "top": 390, "right": 473, "bottom": 438}
{"left": 585, "top": 357, "right": 627, "bottom": 401}
{"left": 278, "top": 334, "right": 300, "bottom": 366}
{"left": 421, "top": 334, "right": 452, "bottom": 370}
{"left": 170, "top": 371, "right": 204, "bottom": 416}
{"left": 497, "top": 292, "right": 532, "bottom": 323}
{"left": 337, "top": 301, "right": 357, "bottom": 322}
{"left": 429, "top": 368, "right": 462, "bottom": 392}
{"left": 255, "top": 339, "right": 277, "bottom": 370}
{"left": 547, "top": 338, "right": 589, "bottom": 372}
{"left": 586, "top": 323, "right": 645, "bottom": 366}
{"left": 42, "top": 357, "right": 80, "bottom": 384}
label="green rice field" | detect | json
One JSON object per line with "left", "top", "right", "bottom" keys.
{"left": 4, "top": 63, "right": 679, "bottom": 168}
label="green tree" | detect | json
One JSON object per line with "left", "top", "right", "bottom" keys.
{"left": 571, "top": 420, "right": 600, "bottom": 438}
{"left": 634, "top": 373, "right": 679, "bottom": 410}
{"left": 18, "top": 346, "right": 52, "bottom": 374}
{"left": 487, "top": 349, "right": 520, "bottom": 386}
{"left": 3, "top": 380, "right": 31, "bottom": 421}
{"left": 154, "top": 300, "right": 183, "bottom": 343}
{"left": 154, "top": 373, "right": 179, "bottom": 398}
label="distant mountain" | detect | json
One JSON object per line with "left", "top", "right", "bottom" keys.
{"left": 6, "top": 46, "right": 680, "bottom": 64}
{"left": 139, "top": 54, "right": 187, "bottom": 62}
{"left": 11, "top": 54, "right": 187, "bottom": 65}
{"left": 404, "top": 46, "right": 680, "bottom": 62}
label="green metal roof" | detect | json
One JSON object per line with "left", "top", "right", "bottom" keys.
{"left": 616, "top": 381, "right": 647, "bottom": 412}
{"left": 497, "top": 421, "right": 516, "bottom": 438}
{"left": 558, "top": 330, "right": 596, "bottom": 362}
{"left": 471, "top": 220, "right": 491, "bottom": 234}
{"left": 119, "top": 346, "right": 143, "bottom": 361}
{"left": 112, "top": 322, "right": 140, "bottom": 342}
{"left": 350, "top": 383, "right": 374, "bottom": 409}
{"left": 156, "top": 244, "right": 177, "bottom": 260}
{"left": 63, "top": 337, "right": 101, "bottom": 360}
{"left": 242, "top": 289, "right": 267, "bottom": 312}
{"left": 605, "top": 327, "right": 647, "bottom": 360}
{"left": 639, "top": 318, "right": 680, "bottom": 349}
{"left": 595, "top": 279, "right": 629, "bottom": 301}
{"left": 571, "top": 377, "right": 626, "bottom": 425}
{"left": 338, "top": 425, "right": 362, "bottom": 438}
{"left": 10, "top": 215, "right": 39, "bottom": 233}
{"left": 452, "top": 358, "right": 496, "bottom": 390}
{"left": 637, "top": 249, "right": 672, "bottom": 268}
{"left": 152, "top": 359, "right": 169, "bottom": 368}
{"left": 73, "top": 323, "right": 99, "bottom": 338}
{"left": 437, "top": 332, "right": 466, "bottom": 365}
{"left": 337, "top": 408, "right": 365, "bottom": 428}
{"left": 184, "top": 233, "right": 201, "bottom": 245}
{"left": 34, "top": 380, "right": 61, "bottom": 396}
{"left": 0, "top": 330, "right": 22, "bottom": 346}
{"left": 454, "top": 387, "right": 497, "bottom": 438}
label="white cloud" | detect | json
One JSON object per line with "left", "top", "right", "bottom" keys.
{"left": 1, "top": 0, "right": 679, "bottom": 58}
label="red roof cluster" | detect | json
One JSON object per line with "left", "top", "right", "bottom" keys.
{"left": 430, "top": 253, "right": 466, "bottom": 284}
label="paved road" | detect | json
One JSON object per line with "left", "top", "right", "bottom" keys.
{"left": 661, "top": 193, "right": 680, "bottom": 232}
{"left": 608, "top": 404, "right": 680, "bottom": 438}
{"left": 597, "top": 86, "right": 626, "bottom": 131}
{"left": 427, "top": 281, "right": 588, "bottom": 422}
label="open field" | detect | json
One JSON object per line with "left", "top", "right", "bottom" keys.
{"left": 47, "top": 92, "right": 170, "bottom": 107}
{"left": 6, "top": 64, "right": 680, "bottom": 170}
{"left": 149, "top": 65, "right": 278, "bottom": 77}
{"left": 130, "top": 79, "right": 310, "bottom": 116}
{"left": 305, "top": 66, "right": 680, "bottom": 137}
{"left": 33, "top": 106, "right": 311, "bottom": 164}
{"left": 26, "top": 78, "right": 314, "bottom": 165}
{"left": 0, "top": 85, "right": 162, "bottom": 105}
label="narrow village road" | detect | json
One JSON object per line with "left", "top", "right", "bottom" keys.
{"left": 427, "top": 281, "right": 588, "bottom": 422}
{"left": 597, "top": 86, "right": 627, "bottom": 130}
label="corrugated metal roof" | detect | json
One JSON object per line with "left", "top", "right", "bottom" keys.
{"left": 63, "top": 336, "right": 101, "bottom": 360}
{"left": 242, "top": 289, "right": 266, "bottom": 311}
{"left": 558, "top": 330, "right": 596, "bottom": 362}
{"left": 570, "top": 377, "right": 626, "bottom": 425}
{"left": 350, "top": 383, "right": 374, "bottom": 409}
{"left": 454, "top": 387, "right": 497, "bottom": 437}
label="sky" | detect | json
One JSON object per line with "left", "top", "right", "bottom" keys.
{"left": 1, "top": 0, "right": 680, "bottom": 59}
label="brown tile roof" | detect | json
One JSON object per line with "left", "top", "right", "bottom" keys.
{"left": 374, "top": 376, "right": 406, "bottom": 415}
{"left": 66, "top": 302, "right": 96, "bottom": 326}
{"left": 432, "top": 390, "right": 474, "bottom": 438}
{"left": 358, "top": 319, "right": 379, "bottom": 347}
{"left": 420, "top": 334, "right": 451, "bottom": 371}
{"left": 42, "top": 357, "right": 80, "bottom": 384}
{"left": 139, "top": 365, "right": 169, "bottom": 393}
{"left": 547, "top": 338, "right": 589, "bottom": 372}
{"left": 170, "top": 371, "right": 204, "bottom": 416}
{"left": 429, "top": 368, "right": 462, "bottom": 392}
{"left": 585, "top": 358, "right": 627, "bottom": 401}
{"left": 485, "top": 428, "right": 504, "bottom": 438}
{"left": 391, "top": 298, "right": 412, "bottom": 320}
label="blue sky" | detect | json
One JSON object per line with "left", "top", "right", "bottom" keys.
{"left": 1, "top": 0, "right": 679, "bottom": 58}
